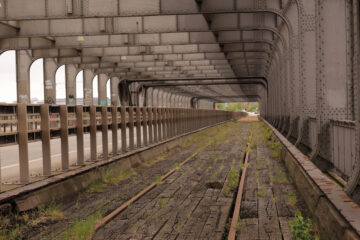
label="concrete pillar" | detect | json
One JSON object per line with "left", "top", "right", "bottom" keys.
{"left": 146, "top": 88, "right": 153, "bottom": 107}
{"left": 83, "top": 69, "right": 95, "bottom": 105}
{"left": 158, "top": 90, "right": 164, "bottom": 108}
{"left": 16, "top": 50, "right": 32, "bottom": 104}
{"left": 111, "top": 77, "right": 120, "bottom": 106}
{"left": 43, "top": 58, "right": 57, "bottom": 104}
{"left": 163, "top": 92, "right": 168, "bottom": 107}
{"left": 152, "top": 89, "right": 158, "bottom": 107}
{"left": 98, "top": 74, "right": 108, "bottom": 105}
{"left": 65, "top": 64, "right": 78, "bottom": 105}
{"left": 168, "top": 93, "right": 173, "bottom": 107}
{"left": 137, "top": 86, "right": 145, "bottom": 107}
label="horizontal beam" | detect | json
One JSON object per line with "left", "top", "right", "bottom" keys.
{"left": 0, "top": 36, "right": 275, "bottom": 51}
{"left": 129, "top": 76, "right": 266, "bottom": 82}
{"left": 143, "top": 80, "right": 267, "bottom": 89}
{"left": 0, "top": 4, "right": 285, "bottom": 21}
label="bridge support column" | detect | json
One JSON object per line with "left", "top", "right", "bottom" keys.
{"left": 16, "top": 50, "right": 32, "bottom": 104}
{"left": 98, "top": 74, "right": 108, "bottom": 105}
{"left": 111, "top": 77, "right": 120, "bottom": 106}
{"left": 83, "top": 70, "right": 95, "bottom": 105}
{"left": 43, "top": 58, "right": 57, "bottom": 104}
{"left": 65, "top": 64, "right": 77, "bottom": 105}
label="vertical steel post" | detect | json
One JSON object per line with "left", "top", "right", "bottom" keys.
{"left": 157, "top": 108, "right": 162, "bottom": 141}
{"left": 153, "top": 107, "right": 158, "bottom": 142}
{"left": 129, "top": 107, "right": 135, "bottom": 150}
{"left": 162, "top": 108, "right": 166, "bottom": 139}
{"left": 170, "top": 109, "right": 175, "bottom": 137}
{"left": 18, "top": 104, "right": 29, "bottom": 183}
{"left": 168, "top": 108, "right": 172, "bottom": 137}
{"left": 111, "top": 106, "right": 118, "bottom": 155}
{"left": 142, "top": 107, "right": 148, "bottom": 146}
{"left": 121, "top": 106, "right": 127, "bottom": 152}
{"left": 40, "top": 104, "right": 51, "bottom": 176}
{"left": 59, "top": 105, "right": 69, "bottom": 171}
{"left": 101, "top": 106, "right": 108, "bottom": 158}
{"left": 136, "top": 107, "right": 141, "bottom": 147}
{"left": 148, "top": 108, "right": 153, "bottom": 144}
{"left": 90, "top": 105, "right": 97, "bottom": 161}
{"left": 76, "top": 105, "right": 84, "bottom": 166}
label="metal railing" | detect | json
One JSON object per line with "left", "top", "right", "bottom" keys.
{"left": 330, "top": 119, "right": 356, "bottom": 178}
{"left": 0, "top": 104, "right": 241, "bottom": 187}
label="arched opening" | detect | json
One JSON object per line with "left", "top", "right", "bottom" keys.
{"left": 76, "top": 70, "right": 84, "bottom": 105}
{"left": 93, "top": 75, "right": 98, "bottom": 105}
{"left": 0, "top": 51, "right": 16, "bottom": 103}
{"left": 55, "top": 65, "right": 66, "bottom": 105}
{"left": 106, "top": 80, "right": 111, "bottom": 106}
{"left": 30, "top": 58, "right": 44, "bottom": 104}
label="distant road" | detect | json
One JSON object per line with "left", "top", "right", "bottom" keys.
{"left": 0, "top": 129, "right": 138, "bottom": 182}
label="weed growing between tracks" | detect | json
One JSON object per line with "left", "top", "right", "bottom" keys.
{"left": 0, "top": 202, "right": 65, "bottom": 240}
{"left": 289, "top": 211, "right": 320, "bottom": 240}
{"left": 224, "top": 169, "right": 240, "bottom": 196}
{"left": 60, "top": 207, "right": 104, "bottom": 240}
{"left": 86, "top": 168, "right": 136, "bottom": 193}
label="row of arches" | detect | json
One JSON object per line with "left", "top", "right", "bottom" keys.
{"left": 0, "top": 51, "right": 111, "bottom": 105}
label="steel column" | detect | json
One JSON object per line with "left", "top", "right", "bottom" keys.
{"left": 142, "top": 107, "right": 148, "bottom": 146}
{"left": 40, "top": 104, "right": 51, "bottom": 175}
{"left": 17, "top": 104, "right": 29, "bottom": 183}
{"left": 153, "top": 107, "right": 158, "bottom": 143}
{"left": 136, "top": 107, "right": 141, "bottom": 147}
{"left": 129, "top": 107, "right": 135, "bottom": 150}
{"left": 111, "top": 106, "right": 118, "bottom": 155}
{"left": 148, "top": 107, "right": 153, "bottom": 144}
{"left": 76, "top": 105, "right": 84, "bottom": 165}
{"left": 120, "top": 106, "right": 127, "bottom": 152}
{"left": 59, "top": 105, "right": 69, "bottom": 170}
{"left": 101, "top": 106, "right": 108, "bottom": 158}
{"left": 90, "top": 105, "right": 97, "bottom": 161}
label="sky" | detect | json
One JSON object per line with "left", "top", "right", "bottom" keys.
{"left": 0, "top": 51, "right": 111, "bottom": 104}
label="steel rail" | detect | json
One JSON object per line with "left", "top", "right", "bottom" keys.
{"left": 228, "top": 134, "right": 251, "bottom": 240}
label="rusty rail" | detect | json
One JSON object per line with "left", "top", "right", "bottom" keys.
{"left": 93, "top": 135, "right": 214, "bottom": 233}
{"left": 228, "top": 139, "right": 251, "bottom": 240}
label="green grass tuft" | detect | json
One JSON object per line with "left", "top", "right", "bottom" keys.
{"left": 274, "top": 170, "right": 288, "bottom": 184}
{"left": 157, "top": 198, "right": 170, "bottom": 208}
{"left": 224, "top": 169, "right": 239, "bottom": 195}
{"left": 257, "top": 187, "right": 266, "bottom": 197}
{"left": 154, "top": 176, "right": 162, "bottom": 184}
{"left": 289, "top": 211, "right": 319, "bottom": 240}
{"left": 60, "top": 208, "right": 103, "bottom": 240}
{"left": 86, "top": 180, "right": 107, "bottom": 193}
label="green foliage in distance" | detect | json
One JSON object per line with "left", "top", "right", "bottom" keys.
{"left": 215, "top": 102, "right": 259, "bottom": 112}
